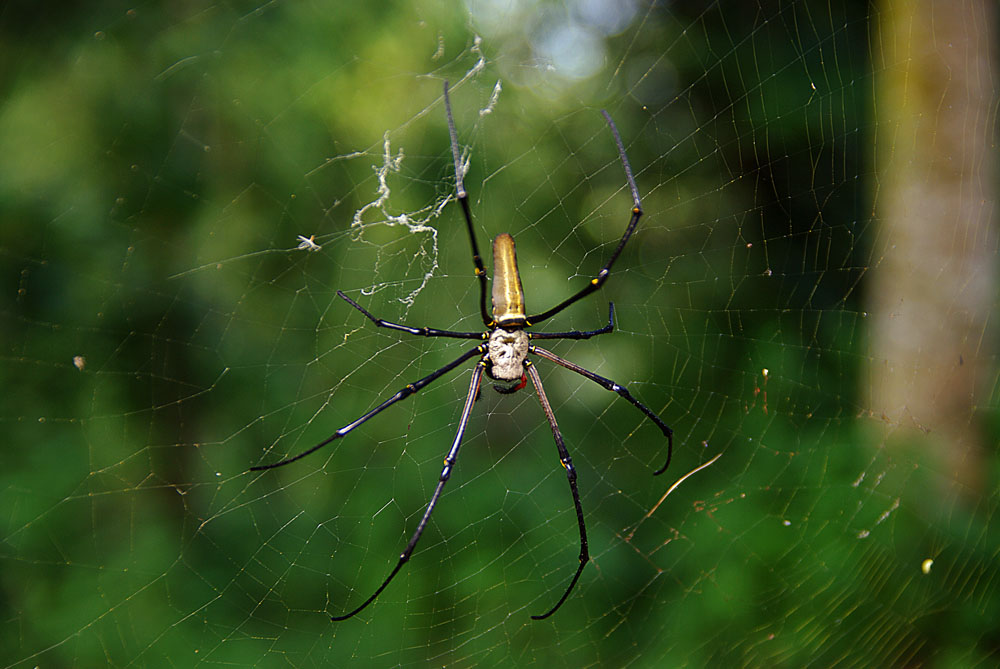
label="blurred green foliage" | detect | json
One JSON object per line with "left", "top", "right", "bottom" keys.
{"left": 1, "top": 0, "right": 998, "bottom": 666}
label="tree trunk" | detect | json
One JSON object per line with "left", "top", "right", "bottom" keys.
{"left": 868, "top": 0, "right": 997, "bottom": 496}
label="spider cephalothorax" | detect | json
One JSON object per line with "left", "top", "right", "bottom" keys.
{"left": 251, "top": 81, "right": 673, "bottom": 621}
{"left": 486, "top": 326, "right": 529, "bottom": 382}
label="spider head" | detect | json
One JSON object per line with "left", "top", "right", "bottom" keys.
{"left": 486, "top": 328, "right": 529, "bottom": 382}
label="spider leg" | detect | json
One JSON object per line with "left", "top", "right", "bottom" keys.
{"left": 526, "top": 111, "right": 643, "bottom": 326}
{"left": 529, "top": 303, "right": 615, "bottom": 340}
{"left": 338, "top": 291, "right": 484, "bottom": 339}
{"left": 530, "top": 345, "right": 673, "bottom": 475}
{"left": 331, "top": 361, "right": 486, "bottom": 620}
{"left": 443, "top": 81, "right": 492, "bottom": 328}
{"left": 249, "top": 345, "right": 485, "bottom": 471}
{"left": 524, "top": 362, "right": 589, "bottom": 620}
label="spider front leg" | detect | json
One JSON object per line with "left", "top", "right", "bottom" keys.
{"left": 531, "top": 345, "right": 673, "bottom": 475}
{"left": 250, "top": 345, "right": 485, "bottom": 471}
{"left": 331, "top": 361, "right": 486, "bottom": 620}
{"left": 524, "top": 362, "right": 589, "bottom": 620}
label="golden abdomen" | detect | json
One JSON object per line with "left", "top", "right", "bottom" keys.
{"left": 491, "top": 233, "right": 527, "bottom": 327}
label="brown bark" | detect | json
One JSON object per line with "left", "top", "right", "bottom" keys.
{"left": 868, "top": 0, "right": 997, "bottom": 495}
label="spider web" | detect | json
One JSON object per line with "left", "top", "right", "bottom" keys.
{"left": 2, "top": 1, "right": 998, "bottom": 666}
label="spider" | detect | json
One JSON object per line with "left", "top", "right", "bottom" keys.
{"left": 251, "top": 81, "right": 673, "bottom": 621}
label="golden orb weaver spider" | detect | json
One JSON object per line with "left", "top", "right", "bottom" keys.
{"left": 251, "top": 81, "right": 674, "bottom": 621}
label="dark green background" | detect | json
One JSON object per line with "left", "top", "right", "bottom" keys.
{"left": 2, "top": 1, "right": 997, "bottom": 666}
